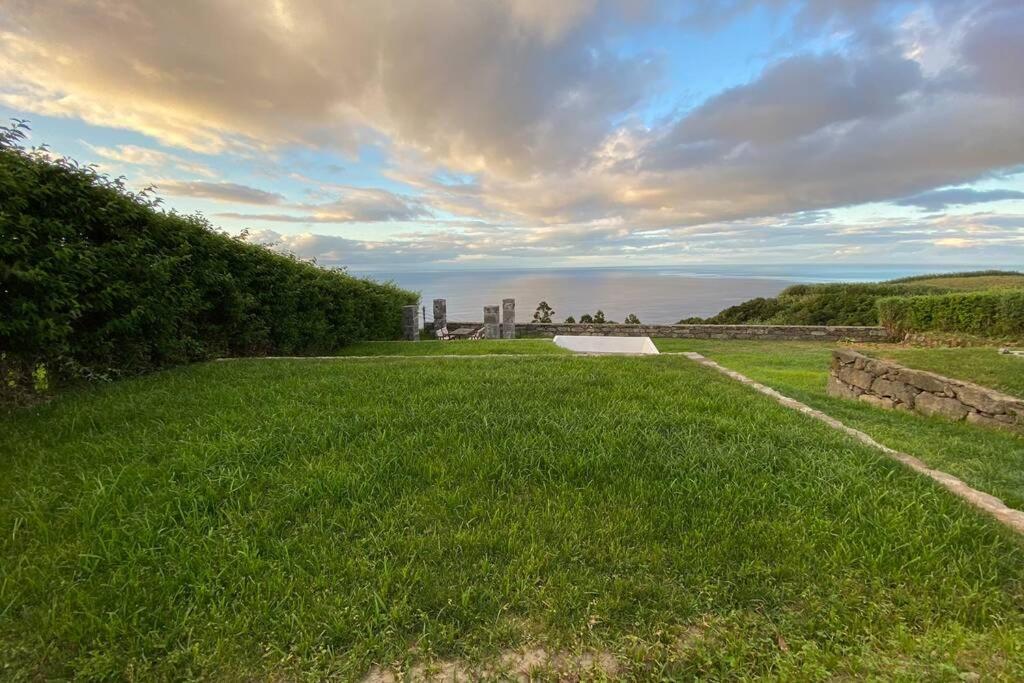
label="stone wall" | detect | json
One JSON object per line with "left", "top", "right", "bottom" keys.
{"left": 426, "top": 321, "right": 891, "bottom": 342}
{"left": 827, "top": 349, "right": 1023, "bottom": 433}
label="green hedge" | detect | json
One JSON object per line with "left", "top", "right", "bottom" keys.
{"left": 1, "top": 123, "right": 417, "bottom": 398}
{"left": 680, "top": 283, "right": 943, "bottom": 326}
{"left": 878, "top": 290, "right": 1024, "bottom": 339}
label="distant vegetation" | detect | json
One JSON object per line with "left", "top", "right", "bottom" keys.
{"left": 0, "top": 122, "right": 416, "bottom": 401}
{"left": 532, "top": 301, "right": 555, "bottom": 323}
{"left": 678, "top": 271, "right": 1024, "bottom": 339}
{"left": 886, "top": 270, "right": 1024, "bottom": 289}
{"left": 533, "top": 304, "right": 640, "bottom": 325}
{"left": 677, "top": 283, "right": 940, "bottom": 326}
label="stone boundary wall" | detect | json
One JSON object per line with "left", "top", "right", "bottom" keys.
{"left": 426, "top": 321, "right": 891, "bottom": 342}
{"left": 827, "top": 349, "right": 1023, "bottom": 433}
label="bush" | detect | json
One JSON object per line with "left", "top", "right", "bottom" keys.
{"left": 679, "top": 273, "right": 1024, "bottom": 327}
{"left": 682, "top": 296, "right": 784, "bottom": 324}
{"left": 878, "top": 290, "right": 1024, "bottom": 339}
{"left": 0, "top": 123, "right": 417, "bottom": 400}
{"left": 678, "top": 284, "right": 941, "bottom": 326}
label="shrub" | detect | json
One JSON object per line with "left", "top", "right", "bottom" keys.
{"left": 878, "top": 290, "right": 1024, "bottom": 339}
{"left": 0, "top": 122, "right": 417, "bottom": 400}
{"left": 679, "top": 283, "right": 949, "bottom": 326}
{"left": 682, "top": 296, "right": 784, "bottom": 324}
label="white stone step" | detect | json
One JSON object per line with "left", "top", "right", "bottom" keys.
{"left": 552, "top": 335, "right": 659, "bottom": 355}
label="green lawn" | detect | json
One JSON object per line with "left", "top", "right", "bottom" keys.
{"left": 654, "top": 339, "right": 1024, "bottom": 510}
{"left": 2, "top": 355, "right": 1023, "bottom": 679}
{"left": 861, "top": 346, "right": 1024, "bottom": 398}
{"left": 334, "top": 338, "right": 569, "bottom": 356}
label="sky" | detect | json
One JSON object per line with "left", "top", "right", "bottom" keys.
{"left": 1, "top": 0, "right": 1022, "bottom": 272}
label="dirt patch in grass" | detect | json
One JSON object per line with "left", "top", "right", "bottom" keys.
{"left": 360, "top": 619, "right": 729, "bottom": 681}
{"left": 362, "top": 646, "right": 620, "bottom": 682}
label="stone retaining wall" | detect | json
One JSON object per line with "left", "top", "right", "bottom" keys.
{"left": 426, "top": 322, "right": 891, "bottom": 342}
{"left": 827, "top": 349, "right": 1023, "bottom": 433}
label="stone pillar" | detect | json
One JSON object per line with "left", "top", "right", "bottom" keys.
{"left": 501, "top": 298, "right": 515, "bottom": 339}
{"left": 433, "top": 298, "right": 447, "bottom": 332}
{"left": 483, "top": 305, "right": 500, "bottom": 339}
{"left": 402, "top": 305, "right": 420, "bottom": 341}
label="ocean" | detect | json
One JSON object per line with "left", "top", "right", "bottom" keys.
{"left": 352, "top": 264, "right": 995, "bottom": 325}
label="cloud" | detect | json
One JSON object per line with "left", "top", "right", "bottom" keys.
{"left": 679, "top": 0, "right": 906, "bottom": 47}
{"left": 0, "top": 0, "right": 654, "bottom": 174}
{"left": 408, "top": 86, "right": 1023, "bottom": 231}
{"left": 1, "top": 0, "right": 1023, "bottom": 266}
{"left": 933, "top": 237, "right": 977, "bottom": 248}
{"left": 895, "top": 188, "right": 1024, "bottom": 211}
{"left": 298, "top": 189, "right": 432, "bottom": 222}
{"left": 244, "top": 229, "right": 465, "bottom": 267}
{"left": 445, "top": 14, "right": 1023, "bottom": 229}
{"left": 157, "top": 180, "right": 285, "bottom": 205}
{"left": 84, "top": 143, "right": 215, "bottom": 177}
{"left": 364, "top": 2, "right": 1024, "bottom": 234}
{"left": 219, "top": 187, "right": 431, "bottom": 223}
{"left": 240, "top": 208, "right": 1024, "bottom": 270}
{"left": 664, "top": 52, "right": 922, "bottom": 147}
{"left": 960, "top": 0, "right": 1024, "bottom": 96}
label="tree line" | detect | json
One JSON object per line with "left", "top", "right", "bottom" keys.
{"left": 531, "top": 301, "right": 641, "bottom": 325}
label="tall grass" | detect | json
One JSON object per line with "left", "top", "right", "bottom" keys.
{"left": 653, "top": 338, "right": 1024, "bottom": 509}
{"left": 2, "top": 356, "right": 1023, "bottom": 678}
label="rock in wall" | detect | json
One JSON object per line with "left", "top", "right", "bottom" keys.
{"left": 827, "top": 349, "right": 1023, "bottom": 434}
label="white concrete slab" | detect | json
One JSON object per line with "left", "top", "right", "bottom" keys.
{"left": 553, "top": 335, "right": 660, "bottom": 355}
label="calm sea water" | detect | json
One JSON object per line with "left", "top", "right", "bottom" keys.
{"left": 353, "top": 265, "right": 989, "bottom": 325}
